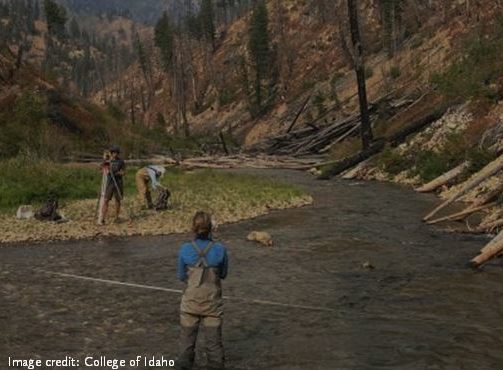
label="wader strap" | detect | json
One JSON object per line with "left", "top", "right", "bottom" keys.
{"left": 190, "top": 241, "right": 214, "bottom": 267}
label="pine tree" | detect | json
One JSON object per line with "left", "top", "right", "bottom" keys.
{"left": 69, "top": 17, "right": 80, "bottom": 39}
{"left": 379, "top": 0, "right": 404, "bottom": 56}
{"left": 185, "top": 12, "right": 203, "bottom": 40}
{"left": 133, "top": 27, "right": 153, "bottom": 103}
{"left": 154, "top": 11, "right": 174, "bottom": 72}
{"left": 33, "top": 0, "right": 40, "bottom": 20}
{"left": 248, "top": 1, "right": 270, "bottom": 113}
{"left": 43, "top": 0, "right": 67, "bottom": 37}
{"left": 26, "top": 0, "right": 36, "bottom": 33}
{"left": 200, "top": 0, "right": 216, "bottom": 50}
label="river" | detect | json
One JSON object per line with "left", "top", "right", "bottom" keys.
{"left": 1, "top": 170, "right": 502, "bottom": 370}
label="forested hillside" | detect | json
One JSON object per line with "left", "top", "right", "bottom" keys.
{"left": 0, "top": 45, "right": 174, "bottom": 159}
{"left": 96, "top": 0, "right": 502, "bottom": 150}
{"left": 0, "top": 0, "right": 139, "bottom": 96}
{"left": 2, "top": 0, "right": 503, "bottom": 163}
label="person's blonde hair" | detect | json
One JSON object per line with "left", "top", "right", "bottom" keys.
{"left": 192, "top": 211, "right": 212, "bottom": 237}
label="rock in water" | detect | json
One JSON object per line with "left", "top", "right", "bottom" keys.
{"left": 362, "top": 261, "right": 375, "bottom": 270}
{"left": 16, "top": 205, "right": 34, "bottom": 220}
{"left": 247, "top": 231, "right": 274, "bottom": 247}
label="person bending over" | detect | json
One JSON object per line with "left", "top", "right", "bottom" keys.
{"left": 176, "top": 211, "right": 228, "bottom": 370}
{"left": 135, "top": 165, "right": 166, "bottom": 209}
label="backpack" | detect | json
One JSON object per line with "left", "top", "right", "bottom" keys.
{"left": 35, "top": 198, "right": 62, "bottom": 221}
{"left": 154, "top": 187, "right": 171, "bottom": 211}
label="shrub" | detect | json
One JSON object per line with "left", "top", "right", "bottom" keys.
{"left": 313, "top": 92, "right": 326, "bottom": 118}
{"left": 413, "top": 150, "right": 455, "bottom": 182}
{"left": 377, "top": 146, "right": 411, "bottom": 175}
{"left": 389, "top": 66, "right": 401, "bottom": 80}
{"left": 301, "top": 80, "right": 316, "bottom": 91}
{"left": 465, "top": 146, "right": 498, "bottom": 175}
{"left": 411, "top": 133, "right": 468, "bottom": 182}
{"left": 365, "top": 66, "right": 374, "bottom": 79}
{"left": 218, "top": 88, "right": 235, "bottom": 107}
{"left": 431, "top": 27, "right": 503, "bottom": 102}
{"left": 330, "top": 72, "right": 345, "bottom": 86}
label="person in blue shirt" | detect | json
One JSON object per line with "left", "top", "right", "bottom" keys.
{"left": 176, "top": 211, "right": 228, "bottom": 370}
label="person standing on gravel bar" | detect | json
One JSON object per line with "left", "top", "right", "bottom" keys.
{"left": 176, "top": 211, "right": 228, "bottom": 370}
{"left": 101, "top": 145, "right": 126, "bottom": 225}
{"left": 135, "top": 165, "right": 166, "bottom": 209}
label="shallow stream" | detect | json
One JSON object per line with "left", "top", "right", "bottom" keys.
{"left": 1, "top": 170, "right": 502, "bottom": 370}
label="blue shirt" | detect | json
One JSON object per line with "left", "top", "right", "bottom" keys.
{"left": 177, "top": 238, "right": 229, "bottom": 282}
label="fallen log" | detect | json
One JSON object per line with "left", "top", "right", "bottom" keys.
{"left": 470, "top": 229, "right": 503, "bottom": 267}
{"left": 423, "top": 155, "right": 503, "bottom": 221}
{"left": 415, "top": 161, "right": 469, "bottom": 193}
{"left": 387, "top": 110, "right": 446, "bottom": 145}
{"left": 476, "top": 218, "right": 503, "bottom": 233}
{"left": 472, "top": 181, "right": 503, "bottom": 207}
{"left": 317, "top": 108, "right": 447, "bottom": 180}
{"left": 341, "top": 158, "right": 372, "bottom": 179}
{"left": 320, "top": 123, "right": 361, "bottom": 154}
{"left": 286, "top": 94, "right": 312, "bottom": 133}
{"left": 426, "top": 202, "right": 497, "bottom": 225}
{"left": 317, "top": 140, "right": 386, "bottom": 179}
{"left": 179, "top": 155, "right": 320, "bottom": 170}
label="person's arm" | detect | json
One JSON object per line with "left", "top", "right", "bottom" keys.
{"left": 117, "top": 160, "right": 126, "bottom": 177}
{"left": 177, "top": 247, "right": 188, "bottom": 282}
{"left": 219, "top": 248, "right": 228, "bottom": 280}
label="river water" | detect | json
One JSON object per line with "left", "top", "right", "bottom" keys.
{"left": 1, "top": 170, "right": 502, "bottom": 370}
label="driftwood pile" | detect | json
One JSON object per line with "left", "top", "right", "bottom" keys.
{"left": 264, "top": 113, "right": 373, "bottom": 156}
{"left": 418, "top": 154, "right": 503, "bottom": 267}
{"left": 259, "top": 96, "right": 415, "bottom": 157}
{"left": 67, "top": 154, "right": 322, "bottom": 171}
{"left": 177, "top": 155, "right": 321, "bottom": 170}
{"left": 317, "top": 110, "right": 446, "bottom": 179}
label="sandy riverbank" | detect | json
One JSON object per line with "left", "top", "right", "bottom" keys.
{"left": 0, "top": 170, "right": 313, "bottom": 244}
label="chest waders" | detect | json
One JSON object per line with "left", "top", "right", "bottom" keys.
{"left": 135, "top": 167, "right": 153, "bottom": 208}
{"left": 181, "top": 241, "right": 223, "bottom": 317}
{"left": 179, "top": 241, "right": 226, "bottom": 370}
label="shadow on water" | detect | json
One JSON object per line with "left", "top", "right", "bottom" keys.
{"left": 1, "top": 169, "right": 502, "bottom": 370}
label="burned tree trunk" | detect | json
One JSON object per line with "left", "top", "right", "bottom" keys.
{"left": 347, "top": 0, "right": 373, "bottom": 150}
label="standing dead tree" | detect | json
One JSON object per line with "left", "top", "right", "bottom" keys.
{"left": 347, "top": 0, "right": 373, "bottom": 150}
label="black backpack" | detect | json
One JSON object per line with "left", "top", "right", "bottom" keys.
{"left": 154, "top": 188, "right": 171, "bottom": 211}
{"left": 35, "top": 198, "right": 62, "bottom": 221}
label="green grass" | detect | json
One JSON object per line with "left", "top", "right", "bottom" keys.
{"left": 0, "top": 158, "right": 100, "bottom": 209}
{"left": 165, "top": 170, "right": 305, "bottom": 212}
{"left": 0, "top": 159, "right": 306, "bottom": 212}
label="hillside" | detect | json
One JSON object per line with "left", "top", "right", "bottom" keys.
{"left": 0, "top": 46, "right": 164, "bottom": 159}
{"left": 57, "top": 0, "right": 191, "bottom": 25}
{"left": 95, "top": 0, "right": 500, "bottom": 150}
{"left": 3, "top": 0, "right": 503, "bottom": 165}
{"left": 0, "top": 0, "right": 140, "bottom": 97}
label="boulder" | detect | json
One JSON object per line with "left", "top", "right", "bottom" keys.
{"left": 247, "top": 231, "right": 274, "bottom": 247}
